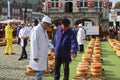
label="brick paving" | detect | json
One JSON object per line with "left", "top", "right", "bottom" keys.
{"left": 0, "top": 43, "right": 35, "bottom": 80}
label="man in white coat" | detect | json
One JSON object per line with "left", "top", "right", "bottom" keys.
{"left": 29, "top": 16, "right": 54, "bottom": 80}
{"left": 18, "top": 22, "right": 29, "bottom": 60}
{"left": 77, "top": 23, "right": 86, "bottom": 53}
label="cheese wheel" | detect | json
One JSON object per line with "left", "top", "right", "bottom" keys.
{"left": 76, "top": 71, "right": 88, "bottom": 75}
{"left": 77, "top": 64, "right": 88, "bottom": 68}
{"left": 88, "top": 77, "right": 101, "bottom": 80}
{"left": 91, "top": 63, "right": 102, "bottom": 69}
{"left": 92, "top": 54, "right": 101, "bottom": 58}
{"left": 44, "top": 69, "right": 51, "bottom": 74}
{"left": 72, "top": 77, "right": 85, "bottom": 80}
{"left": 77, "top": 67, "right": 88, "bottom": 72}
{"left": 91, "top": 68, "right": 102, "bottom": 73}
{"left": 78, "top": 62, "right": 89, "bottom": 65}
{"left": 91, "top": 72, "right": 102, "bottom": 76}
{"left": 27, "top": 68, "right": 36, "bottom": 73}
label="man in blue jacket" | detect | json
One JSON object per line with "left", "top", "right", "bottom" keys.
{"left": 53, "top": 18, "right": 78, "bottom": 80}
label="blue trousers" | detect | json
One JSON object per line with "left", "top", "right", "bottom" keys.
{"left": 35, "top": 71, "right": 44, "bottom": 80}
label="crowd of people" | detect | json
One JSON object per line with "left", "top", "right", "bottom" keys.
{"left": 109, "top": 26, "right": 120, "bottom": 40}
{"left": 1, "top": 15, "right": 120, "bottom": 80}
{"left": 0, "top": 15, "right": 87, "bottom": 80}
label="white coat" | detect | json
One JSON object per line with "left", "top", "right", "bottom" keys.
{"left": 29, "top": 23, "right": 53, "bottom": 71}
{"left": 19, "top": 26, "right": 29, "bottom": 46}
{"left": 77, "top": 27, "right": 86, "bottom": 45}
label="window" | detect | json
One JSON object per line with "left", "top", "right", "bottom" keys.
{"left": 51, "top": 0, "right": 60, "bottom": 8}
{"left": 4, "top": 8, "right": 8, "bottom": 13}
{"left": 17, "top": 9, "right": 20, "bottom": 14}
{"left": 12, "top": 8, "right": 15, "bottom": 13}
{"left": 84, "top": 2, "right": 87, "bottom": 7}
{"left": 99, "top": 2, "right": 102, "bottom": 7}
{"left": 95, "top": 1, "right": 98, "bottom": 7}
{"left": 56, "top": 2, "right": 58, "bottom": 7}
{"left": 2, "top": 8, "right": 5, "bottom": 13}
{"left": 80, "top": 2, "right": 83, "bottom": 7}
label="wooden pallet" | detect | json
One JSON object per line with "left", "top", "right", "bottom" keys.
{"left": 25, "top": 72, "right": 53, "bottom": 76}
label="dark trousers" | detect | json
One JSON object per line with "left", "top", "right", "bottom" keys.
{"left": 21, "top": 39, "right": 27, "bottom": 58}
{"left": 79, "top": 44, "right": 84, "bottom": 53}
{"left": 17, "top": 37, "right": 21, "bottom": 44}
{"left": 54, "top": 57, "right": 70, "bottom": 80}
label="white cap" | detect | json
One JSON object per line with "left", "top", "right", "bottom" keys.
{"left": 41, "top": 16, "right": 51, "bottom": 24}
{"left": 20, "top": 21, "right": 24, "bottom": 25}
{"left": 78, "top": 23, "right": 82, "bottom": 27}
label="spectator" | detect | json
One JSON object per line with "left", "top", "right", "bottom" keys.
{"left": 77, "top": 23, "right": 86, "bottom": 53}
{"left": 33, "top": 18, "right": 39, "bottom": 26}
{"left": 53, "top": 18, "right": 78, "bottom": 80}
{"left": 117, "top": 26, "right": 120, "bottom": 41}
{"left": 18, "top": 22, "right": 29, "bottom": 60}
{"left": 4, "top": 22, "right": 15, "bottom": 55}
{"left": 16, "top": 25, "right": 21, "bottom": 45}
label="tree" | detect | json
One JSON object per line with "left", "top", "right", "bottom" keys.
{"left": 114, "top": 2, "right": 120, "bottom": 9}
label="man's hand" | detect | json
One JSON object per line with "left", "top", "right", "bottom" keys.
{"left": 3, "top": 39, "right": 6, "bottom": 43}
{"left": 26, "top": 36, "right": 29, "bottom": 40}
{"left": 51, "top": 48, "right": 55, "bottom": 53}
{"left": 21, "top": 37, "right": 25, "bottom": 39}
{"left": 33, "top": 58, "right": 38, "bottom": 62}
{"left": 71, "top": 54, "right": 77, "bottom": 59}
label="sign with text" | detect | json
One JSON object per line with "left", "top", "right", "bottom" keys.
{"left": 84, "top": 21, "right": 92, "bottom": 27}
{"left": 83, "top": 26, "right": 99, "bottom": 35}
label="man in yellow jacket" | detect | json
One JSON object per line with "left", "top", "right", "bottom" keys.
{"left": 4, "top": 22, "right": 15, "bottom": 55}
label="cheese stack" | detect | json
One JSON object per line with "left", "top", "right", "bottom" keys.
{"left": 76, "top": 62, "right": 89, "bottom": 77}
{"left": 91, "top": 62, "right": 102, "bottom": 77}
{"left": 92, "top": 54, "right": 101, "bottom": 63}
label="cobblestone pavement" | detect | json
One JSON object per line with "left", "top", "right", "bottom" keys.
{"left": 0, "top": 43, "right": 35, "bottom": 80}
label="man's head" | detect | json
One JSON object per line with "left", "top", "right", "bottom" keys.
{"left": 78, "top": 23, "right": 82, "bottom": 27}
{"left": 62, "top": 18, "right": 70, "bottom": 27}
{"left": 7, "top": 22, "right": 14, "bottom": 28}
{"left": 42, "top": 16, "right": 51, "bottom": 24}
{"left": 20, "top": 21, "right": 25, "bottom": 27}
{"left": 61, "top": 18, "right": 70, "bottom": 31}
{"left": 41, "top": 16, "right": 51, "bottom": 30}
{"left": 33, "top": 19, "right": 39, "bottom": 26}
{"left": 7, "top": 22, "right": 12, "bottom": 26}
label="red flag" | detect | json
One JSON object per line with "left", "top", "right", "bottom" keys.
{"left": 76, "top": 0, "right": 80, "bottom": 7}
{"left": 48, "top": 2, "right": 51, "bottom": 8}
{"left": 102, "top": 0, "right": 106, "bottom": 8}
{"left": 88, "top": 0, "right": 91, "bottom": 8}
{"left": 58, "top": 1, "right": 61, "bottom": 8}
{"left": 91, "top": 0, "right": 95, "bottom": 7}
{"left": 109, "top": 2, "right": 112, "bottom": 9}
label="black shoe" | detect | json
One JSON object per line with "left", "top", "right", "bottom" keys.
{"left": 18, "top": 57, "right": 23, "bottom": 60}
{"left": 23, "top": 57, "right": 27, "bottom": 59}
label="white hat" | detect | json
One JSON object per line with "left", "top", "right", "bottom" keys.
{"left": 78, "top": 23, "right": 82, "bottom": 27}
{"left": 20, "top": 21, "right": 24, "bottom": 25}
{"left": 41, "top": 16, "right": 51, "bottom": 24}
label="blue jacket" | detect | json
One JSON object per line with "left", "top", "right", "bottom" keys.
{"left": 53, "top": 26, "right": 78, "bottom": 58}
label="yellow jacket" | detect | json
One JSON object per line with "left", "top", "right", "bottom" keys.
{"left": 5, "top": 25, "right": 13, "bottom": 40}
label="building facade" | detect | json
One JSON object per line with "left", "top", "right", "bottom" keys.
{"left": 0, "top": 0, "right": 112, "bottom": 30}
{"left": 44, "top": 0, "right": 111, "bottom": 30}
{"left": 0, "top": 0, "right": 45, "bottom": 21}
{"left": 0, "top": 0, "right": 23, "bottom": 20}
